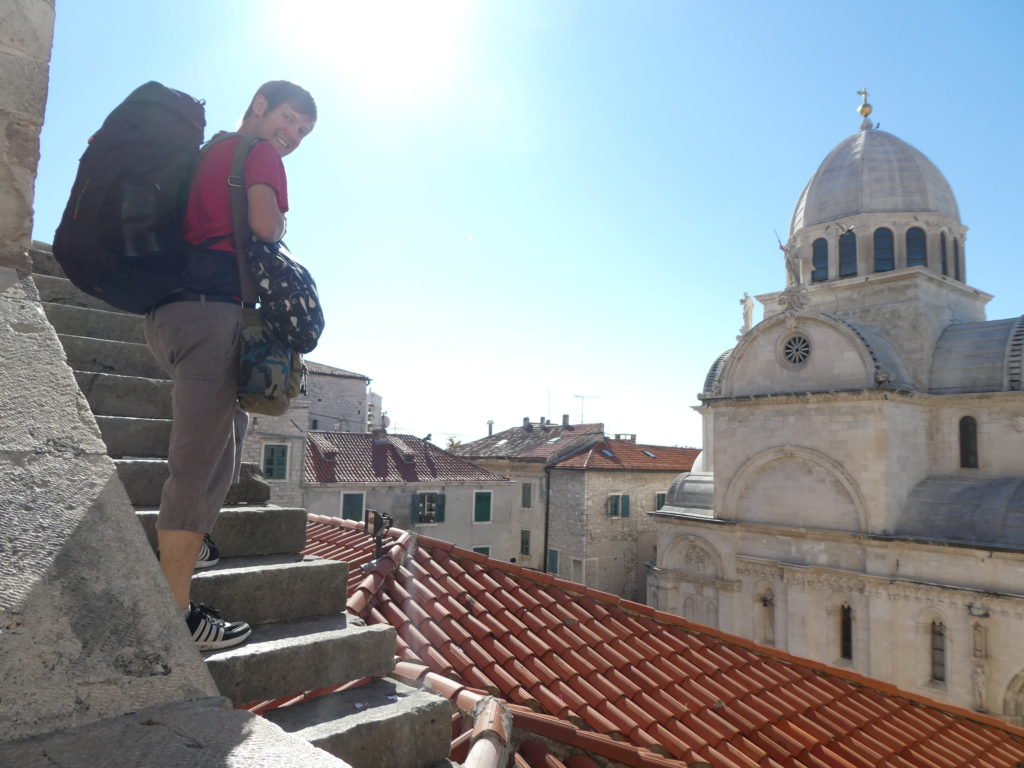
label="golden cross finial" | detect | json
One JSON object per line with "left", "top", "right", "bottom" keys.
{"left": 857, "top": 87, "right": 873, "bottom": 118}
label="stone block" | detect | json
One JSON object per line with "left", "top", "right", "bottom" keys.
{"left": 203, "top": 618, "right": 396, "bottom": 706}
{"left": 264, "top": 678, "right": 451, "bottom": 768}
{"left": 190, "top": 555, "right": 347, "bottom": 625}
{"left": 0, "top": 697, "right": 353, "bottom": 768}
{"left": 0, "top": 0, "right": 55, "bottom": 63}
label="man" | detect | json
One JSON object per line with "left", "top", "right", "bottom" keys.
{"left": 144, "top": 81, "right": 316, "bottom": 650}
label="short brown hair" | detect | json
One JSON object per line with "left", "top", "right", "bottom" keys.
{"left": 245, "top": 81, "right": 317, "bottom": 120}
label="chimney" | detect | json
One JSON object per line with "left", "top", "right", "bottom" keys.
{"left": 487, "top": 420, "right": 494, "bottom": 436}
{"left": 522, "top": 417, "right": 533, "bottom": 432}
{"left": 372, "top": 427, "right": 389, "bottom": 445}
{"left": 562, "top": 414, "right": 569, "bottom": 427}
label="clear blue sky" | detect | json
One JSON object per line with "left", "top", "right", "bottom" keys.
{"left": 32, "top": 1, "right": 1024, "bottom": 448}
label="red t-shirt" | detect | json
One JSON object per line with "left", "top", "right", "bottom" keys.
{"left": 182, "top": 134, "right": 289, "bottom": 253}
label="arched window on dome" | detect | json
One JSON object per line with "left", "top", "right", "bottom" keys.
{"left": 906, "top": 227, "right": 927, "bottom": 267}
{"left": 954, "top": 238, "right": 961, "bottom": 281}
{"left": 873, "top": 228, "right": 894, "bottom": 272}
{"left": 941, "top": 233, "right": 948, "bottom": 276}
{"left": 811, "top": 238, "right": 828, "bottom": 282}
{"left": 960, "top": 416, "right": 978, "bottom": 468}
{"left": 839, "top": 231, "right": 857, "bottom": 278}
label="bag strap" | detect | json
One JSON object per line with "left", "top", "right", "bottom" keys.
{"left": 223, "top": 134, "right": 263, "bottom": 307}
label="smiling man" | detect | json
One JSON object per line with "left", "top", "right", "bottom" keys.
{"left": 144, "top": 81, "right": 316, "bottom": 651}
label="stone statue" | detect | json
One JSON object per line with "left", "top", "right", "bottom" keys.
{"left": 782, "top": 241, "right": 801, "bottom": 286}
{"left": 973, "top": 664, "right": 986, "bottom": 711}
{"left": 740, "top": 292, "right": 754, "bottom": 334}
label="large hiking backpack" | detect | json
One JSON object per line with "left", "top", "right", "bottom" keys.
{"left": 52, "top": 81, "right": 205, "bottom": 314}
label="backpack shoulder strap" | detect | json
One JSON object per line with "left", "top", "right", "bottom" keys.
{"left": 224, "top": 134, "right": 264, "bottom": 306}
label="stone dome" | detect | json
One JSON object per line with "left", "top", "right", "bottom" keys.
{"left": 790, "top": 128, "right": 960, "bottom": 235}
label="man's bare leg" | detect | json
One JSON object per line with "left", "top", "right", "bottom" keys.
{"left": 158, "top": 529, "right": 204, "bottom": 611}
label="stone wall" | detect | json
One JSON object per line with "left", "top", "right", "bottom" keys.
{"left": 241, "top": 401, "right": 310, "bottom": 508}
{"left": 307, "top": 370, "right": 369, "bottom": 432}
{"left": 0, "top": 0, "right": 219, "bottom": 742}
{"left": 549, "top": 469, "right": 676, "bottom": 602}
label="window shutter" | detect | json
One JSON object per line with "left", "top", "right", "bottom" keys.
{"left": 436, "top": 493, "right": 446, "bottom": 523}
{"left": 621, "top": 494, "right": 631, "bottom": 517}
{"left": 608, "top": 495, "right": 619, "bottom": 517}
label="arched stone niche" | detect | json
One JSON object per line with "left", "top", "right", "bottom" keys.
{"left": 723, "top": 446, "right": 867, "bottom": 533}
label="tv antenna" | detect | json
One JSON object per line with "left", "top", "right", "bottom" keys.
{"left": 574, "top": 394, "right": 597, "bottom": 422}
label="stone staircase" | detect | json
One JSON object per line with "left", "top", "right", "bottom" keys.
{"left": 29, "top": 242, "right": 452, "bottom": 768}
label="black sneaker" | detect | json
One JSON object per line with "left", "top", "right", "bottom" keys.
{"left": 185, "top": 602, "right": 251, "bottom": 651}
{"left": 195, "top": 534, "right": 220, "bottom": 569}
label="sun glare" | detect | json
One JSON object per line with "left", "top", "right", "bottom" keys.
{"left": 282, "top": 0, "right": 470, "bottom": 103}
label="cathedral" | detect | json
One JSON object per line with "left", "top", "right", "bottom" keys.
{"left": 652, "top": 93, "right": 1024, "bottom": 722}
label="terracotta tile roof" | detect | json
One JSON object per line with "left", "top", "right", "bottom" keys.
{"left": 304, "top": 360, "right": 370, "bottom": 380}
{"left": 304, "top": 431, "right": 508, "bottom": 484}
{"left": 455, "top": 422, "right": 605, "bottom": 462}
{"left": 296, "top": 516, "right": 1024, "bottom": 768}
{"left": 552, "top": 439, "right": 700, "bottom": 471}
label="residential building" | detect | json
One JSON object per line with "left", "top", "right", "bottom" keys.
{"left": 303, "top": 429, "right": 514, "bottom": 559}
{"left": 653, "top": 98, "right": 1024, "bottom": 721}
{"left": 455, "top": 417, "right": 604, "bottom": 571}
{"left": 242, "top": 361, "right": 375, "bottom": 507}
{"left": 547, "top": 436, "right": 699, "bottom": 601}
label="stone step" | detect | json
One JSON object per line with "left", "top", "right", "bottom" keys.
{"left": 263, "top": 678, "right": 452, "bottom": 768}
{"left": 42, "top": 301, "right": 146, "bottom": 343}
{"left": 191, "top": 555, "right": 348, "bottom": 626}
{"left": 117, "top": 459, "right": 270, "bottom": 507}
{"left": 136, "top": 505, "right": 308, "bottom": 557}
{"left": 74, "top": 371, "right": 172, "bottom": 419}
{"left": 59, "top": 333, "right": 166, "bottom": 379}
{"left": 33, "top": 272, "right": 137, "bottom": 314}
{"left": 29, "top": 241, "right": 62, "bottom": 277}
{"left": 203, "top": 616, "right": 396, "bottom": 707}
{"left": 96, "top": 415, "right": 171, "bottom": 458}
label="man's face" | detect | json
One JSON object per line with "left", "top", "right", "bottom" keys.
{"left": 249, "top": 95, "right": 315, "bottom": 157}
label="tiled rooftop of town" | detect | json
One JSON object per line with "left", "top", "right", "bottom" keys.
{"left": 455, "top": 420, "right": 605, "bottom": 461}
{"left": 282, "top": 515, "right": 1024, "bottom": 768}
{"left": 304, "top": 431, "right": 508, "bottom": 484}
{"left": 552, "top": 439, "right": 700, "bottom": 472}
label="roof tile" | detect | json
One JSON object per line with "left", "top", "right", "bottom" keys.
{"left": 305, "top": 430, "right": 508, "bottom": 484}
{"left": 298, "top": 517, "right": 1024, "bottom": 768}
{"left": 551, "top": 439, "right": 700, "bottom": 472}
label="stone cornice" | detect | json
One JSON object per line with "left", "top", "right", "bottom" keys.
{"left": 699, "top": 387, "right": 1024, "bottom": 406}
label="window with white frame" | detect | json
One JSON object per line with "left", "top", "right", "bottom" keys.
{"left": 412, "top": 492, "right": 446, "bottom": 523}
{"left": 341, "top": 492, "right": 364, "bottom": 522}
{"left": 263, "top": 444, "right": 288, "bottom": 480}
{"left": 608, "top": 493, "right": 631, "bottom": 518}
{"left": 473, "top": 491, "right": 492, "bottom": 523}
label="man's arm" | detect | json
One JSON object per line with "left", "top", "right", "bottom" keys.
{"left": 247, "top": 183, "right": 286, "bottom": 242}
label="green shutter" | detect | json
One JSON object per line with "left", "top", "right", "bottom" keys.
{"left": 435, "top": 493, "right": 446, "bottom": 523}
{"left": 547, "top": 548, "right": 559, "bottom": 573}
{"left": 474, "top": 492, "right": 492, "bottom": 522}
{"left": 608, "top": 495, "right": 619, "bottom": 517}
{"left": 656, "top": 493, "right": 666, "bottom": 510}
{"left": 621, "top": 494, "right": 630, "bottom": 518}
{"left": 263, "top": 445, "right": 287, "bottom": 480}
{"left": 521, "top": 482, "right": 532, "bottom": 508}
{"left": 342, "top": 493, "right": 363, "bottom": 521}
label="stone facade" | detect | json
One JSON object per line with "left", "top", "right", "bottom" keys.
{"left": 241, "top": 400, "right": 310, "bottom": 508}
{"left": 305, "top": 364, "right": 371, "bottom": 433}
{"left": 0, "top": 0, "right": 222, "bottom": 742}
{"left": 548, "top": 468, "right": 677, "bottom": 601}
{"left": 306, "top": 480, "right": 519, "bottom": 559}
{"left": 654, "top": 112, "right": 1024, "bottom": 723}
